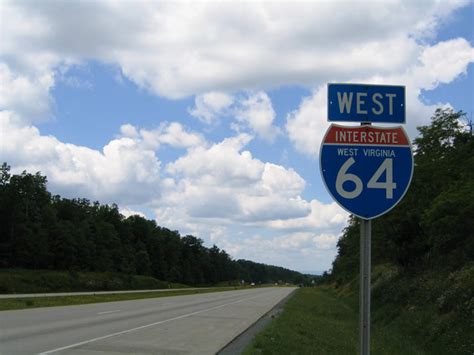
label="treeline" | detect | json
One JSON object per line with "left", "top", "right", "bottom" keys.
{"left": 0, "top": 165, "right": 308, "bottom": 286}
{"left": 323, "top": 108, "right": 473, "bottom": 353}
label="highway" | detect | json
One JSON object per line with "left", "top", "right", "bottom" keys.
{"left": 0, "top": 287, "right": 295, "bottom": 354}
{"left": 0, "top": 288, "right": 207, "bottom": 299}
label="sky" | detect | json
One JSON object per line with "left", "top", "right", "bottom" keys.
{"left": 1, "top": 0, "right": 473, "bottom": 274}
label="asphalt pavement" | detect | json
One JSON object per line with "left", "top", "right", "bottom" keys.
{"left": 0, "top": 287, "right": 296, "bottom": 354}
{"left": 0, "top": 288, "right": 206, "bottom": 299}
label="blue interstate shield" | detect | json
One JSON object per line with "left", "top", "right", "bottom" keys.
{"left": 320, "top": 124, "right": 413, "bottom": 219}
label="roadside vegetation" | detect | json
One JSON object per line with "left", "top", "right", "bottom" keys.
{"left": 244, "top": 287, "right": 429, "bottom": 355}
{"left": 0, "top": 269, "right": 189, "bottom": 294}
{"left": 246, "top": 109, "right": 474, "bottom": 354}
{"left": 244, "top": 287, "right": 359, "bottom": 355}
{"left": 0, "top": 286, "right": 251, "bottom": 311}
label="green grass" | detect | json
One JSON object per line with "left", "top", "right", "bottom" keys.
{"left": 0, "top": 269, "right": 187, "bottom": 294}
{"left": 243, "top": 287, "right": 427, "bottom": 355}
{"left": 368, "top": 263, "right": 474, "bottom": 354}
{"left": 0, "top": 269, "right": 259, "bottom": 312}
{"left": 0, "top": 287, "right": 248, "bottom": 311}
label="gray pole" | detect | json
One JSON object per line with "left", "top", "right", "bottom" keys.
{"left": 360, "top": 218, "right": 371, "bottom": 355}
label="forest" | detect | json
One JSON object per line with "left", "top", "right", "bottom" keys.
{"left": 323, "top": 108, "right": 474, "bottom": 353}
{"left": 0, "top": 164, "right": 308, "bottom": 287}
{"left": 329, "top": 108, "right": 473, "bottom": 278}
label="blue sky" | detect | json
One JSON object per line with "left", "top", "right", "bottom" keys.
{"left": 1, "top": 1, "right": 473, "bottom": 273}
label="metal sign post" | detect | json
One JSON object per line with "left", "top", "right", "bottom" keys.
{"left": 359, "top": 120, "right": 372, "bottom": 355}
{"left": 360, "top": 218, "right": 371, "bottom": 355}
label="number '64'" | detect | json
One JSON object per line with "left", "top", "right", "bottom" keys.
{"left": 335, "top": 158, "right": 396, "bottom": 199}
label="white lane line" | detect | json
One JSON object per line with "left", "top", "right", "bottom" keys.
{"left": 38, "top": 290, "right": 272, "bottom": 354}
{"left": 97, "top": 310, "right": 121, "bottom": 315}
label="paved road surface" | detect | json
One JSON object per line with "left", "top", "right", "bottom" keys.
{"left": 0, "top": 288, "right": 208, "bottom": 299}
{"left": 0, "top": 287, "right": 295, "bottom": 354}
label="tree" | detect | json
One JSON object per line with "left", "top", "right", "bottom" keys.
{"left": 0, "top": 164, "right": 309, "bottom": 285}
{"left": 329, "top": 108, "right": 474, "bottom": 276}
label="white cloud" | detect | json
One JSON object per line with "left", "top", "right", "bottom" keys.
{"left": 189, "top": 91, "right": 280, "bottom": 141}
{"left": 240, "top": 195, "right": 309, "bottom": 223}
{"left": 189, "top": 91, "right": 234, "bottom": 124}
{"left": 156, "top": 122, "right": 206, "bottom": 149}
{"left": 203, "top": 231, "right": 341, "bottom": 272}
{"left": 416, "top": 38, "right": 474, "bottom": 89}
{"left": 286, "top": 38, "right": 474, "bottom": 157}
{"left": 120, "top": 207, "right": 147, "bottom": 219}
{"left": 162, "top": 133, "right": 312, "bottom": 223}
{"left": 0, "top": 111, "right": 162, "bottom": 205}
{"left": 286, "top": 87, "right": 328, "bottom": 157}
{"left": 0, "top": 62, "right": 55, "bottom": 123}
{"left": 120, "top": 124, "right": 139, "bottom": 138}
{"left": 2, "top": 0, "right": 471, "bottom": 122}
{"left": 0, "top": 115, "right": 206, "bottom": 205}
{"left": 261, "top": 163, "right": 305, "bottom": 197}
{"left": 275, "top": 232, "right": 339, "bottom": 252}
{"left": 235, "top": 91, "right": 280, "bottom": 142}
{"left": 120, "top": 122, "right": 205, "bottom": 150}
{"left": 267, "top": 199, "right": 348, "bottom": 231}
{"left": 167, "top": 134, "right": 261, "bottom": 186}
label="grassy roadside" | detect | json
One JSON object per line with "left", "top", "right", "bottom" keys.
{"left": 0, "top": 287, "right": 249, "bottom": 311}
{"left": 0, "top": 269, "right": 189, "bottom": 294}
{"left": 243, "top": 287, "right": 427, "bottom": 355}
